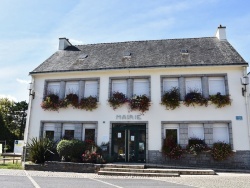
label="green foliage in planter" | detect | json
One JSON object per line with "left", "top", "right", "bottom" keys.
{"left": 186, "top": 138, "right": 209, "bottom": 155}
{"left": 41, "top": 94, "right": 60, "bottom": 111}
{"left": 209, "top": 92, "right": 231, "bottom": 108}
{"left": 162, "top": 137, "right": 184, "bottom": 160}
{"left": 108, "top": 92, "right": 128, "bottom": 110}
{"left": 211, "top": 142, "right": 233, "bottom": 161}
{"left": 62, "top": 93, "right": 79, "bottom": 108}
{"left": 79, "top": 96, "right": 98, "bottom": 111}
{"left": 27, "top": 137, "right": 56, "bottom": 164}
{"left": 184, "top": 89, "right": 208, "bottom": 107}
{"left": 161, "top": 87, "right": 180, "bottom": 110}
{"left": 57, "top": 139, "right": 86, "bottom": 162}
{"left": 129, "top": 95, "right": 150, "bottom": 113}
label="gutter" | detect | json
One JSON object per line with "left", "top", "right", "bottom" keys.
{"left": 29, "top": 63, "right": 248, "bottom": 75}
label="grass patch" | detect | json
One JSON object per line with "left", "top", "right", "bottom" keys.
{"left": 0, "top": 163, "right": 23, "bottom": 169}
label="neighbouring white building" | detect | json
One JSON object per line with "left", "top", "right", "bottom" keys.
{"left": 24, "top": 26, "right": 250, "bottom": 168}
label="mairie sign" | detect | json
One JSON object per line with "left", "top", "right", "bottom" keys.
{"left": 116, "top": 114, "right": 141, "bottom": 120}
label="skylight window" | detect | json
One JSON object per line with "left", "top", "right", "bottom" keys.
{"left": 180, "top": 49, "right": 189, "bottom": 54}
{"left": 78, "top": 54, "right": 88, "bottom": 60}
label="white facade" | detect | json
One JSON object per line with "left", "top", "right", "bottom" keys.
{"left": 25, "top": 66, "right": 250, "bottom": 151}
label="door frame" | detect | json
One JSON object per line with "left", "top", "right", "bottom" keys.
{"left": 110, "top": 121, "right": 148, "bottom": 163}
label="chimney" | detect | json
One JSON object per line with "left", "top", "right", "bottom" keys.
{"left": 59, "top": 38, "right": 72, "bottom": 50}
{"left": 215, "top": 25, "right": 227, "bottom": 41}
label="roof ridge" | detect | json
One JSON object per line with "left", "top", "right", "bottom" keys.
{"left": 75, "top": 37, "right": 216, "bottom": 46}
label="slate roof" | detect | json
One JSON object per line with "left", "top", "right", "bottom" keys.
{"left": 30, "top": 37, "right": 247, "bottom": 74}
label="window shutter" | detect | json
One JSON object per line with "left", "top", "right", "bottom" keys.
{"left": 185, "top": 78, "right": 202, "bottom": 93}
{"left": 112, "top": 80, "right": 127, "bottom": 95}
{"left": 208, "top": 77, "right": 225, "bottom": 95}
{"left": 47, "top": 82, "right": 60, "bottom": 95}
{"left": 163, "top": 78, "right": 178, "bottom": 92}
{"left": 213, "top": 124, "right": 229, "bottom": 143}
{"left": 84, "top": 81, "right": 98, "bottom": 97}
{"left": 133, "top": 79, "right": 149, "bottom": 96}
{"left": 65, "top": 81, "right": 79, "bottom": 95}
{"left": 188, "top": 124, "right": 204, "bottom": 140}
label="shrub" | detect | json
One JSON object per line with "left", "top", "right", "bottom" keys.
{"left": 186, "top": 138, "right": 209, "bottom": 155}
{"left": 57, "top": 139, "right": 85, "bottom": 162}
{"left": 161, "top": 87, "right": 180, "bottom": 110}
{"left": 108, "top": 92, "right": 128, "bottom": 109}
{"left": 129, "top": 95, "right": 150, "bottom": 113}
{"left": 63, "top": 93, "right": 79, "bottom": 108}
{"left": 184, "top": 89, "right": 208, "bottom": 107}
{"left": 211, "top": 142, "right": 233, "bottom": 161}
{"left": 162, "top": 137, "right": 183, "bottom": 160}
{"left": 79, "top": 96, "right": 98, "bottom": 111}
{"left": 209, "top": 92, "right": 231, "bottom": 108}
{"left": 27, "top": 137, "right": 56, "bottom": 164}
{"left": 82, "top": 150, "right": 105, "bottom": 164}
{"left": 41, "top": 94, "right": 60, "bottom": 111}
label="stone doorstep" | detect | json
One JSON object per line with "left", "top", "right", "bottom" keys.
{"left": 100, "top": 167, "right": 215, "bottom": 175}
{"left": 102, "top": 164, "right": 145, "bottom": 169}
{"left": 98, "top": 171, "right": 180, "bottom": 177}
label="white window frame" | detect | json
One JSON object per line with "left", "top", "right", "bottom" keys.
{"left": 188, "top": 124, "right": 204, "bottom": 140}
{"left": 65, "top": 81, "right": 79, "bottom": 96}
{"left": 213, "top": 123, "right": 229, "bottom": 143}
{"left": 84, "top": 80, "right": 98, "bottom": 97}
{"left": 133, "top": 79, "right": 150, "bottom": 96}
{"left": 208, "top": 77, "right": 226, "bottom": 95}
{"left": 163, "top": 124, "right": 179, "bottom": 144}
{"left": 163, "top": 78, "right": 179, "bottom": 93}
{"left": 82, "top": 124, "right": 97, "bottom": 142}
{"left": 62, "top": 124, "right": 75, "bottom": 138}
{"left": 47, "top": 82, "right": 60, "bottom": 95}
{"left": 185, "top": 77, "right": 202, "bottom": 94}
{"left": 112, "top": 80, "right": 127, "bottom": 95}
{"left": 43, "top": 123, "right": 55, "bottom": 138}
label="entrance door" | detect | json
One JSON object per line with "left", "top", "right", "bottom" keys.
{"left": 112, "top": 124, "right": 146, "bottom": 163}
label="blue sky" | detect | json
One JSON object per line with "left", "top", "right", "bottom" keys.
{"left": 0, "top": 0, "right": 250, "bottom": 102}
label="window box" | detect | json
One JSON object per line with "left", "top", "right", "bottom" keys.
{"left": 184, "top": 90, "right": 208, "bottom": 107}
{"left": 129, "top": 95, "right": 150, "bottom": 113}
{"left": 161, "top": 87, "right": 180, "bottom": 110}
{"left": 209, "top": 93, "right": 231, "bottom": 108}
{"left": 108, "top": 91, "right": 128, "bottom": 110}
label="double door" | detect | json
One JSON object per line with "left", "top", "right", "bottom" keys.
{"left": 112, "top": 124, "right": 146, "bottom": 163}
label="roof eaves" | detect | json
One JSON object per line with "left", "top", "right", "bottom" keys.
{"left": 29, "top": 62, "right": 248, "bottom": 75}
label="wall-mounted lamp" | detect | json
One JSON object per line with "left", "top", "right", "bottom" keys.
{"left": 241, "top": 76, "right": 249, "bottom": 96}
{"left": 29, "top": 83, "right": 35, "bottom": 99}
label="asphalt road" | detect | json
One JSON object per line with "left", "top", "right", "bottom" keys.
{"left": 0, "top": 169, "right": 250, "bottom": 188}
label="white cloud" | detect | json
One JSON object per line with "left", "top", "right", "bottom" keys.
{"left": 16, "top": 78, "right": 30, "bottom": 84}
{"left": 70, "top": 39, "right": 84, "bottom": 45}
{"left": 0, "top": 94, "right": 17, "bottom": 102}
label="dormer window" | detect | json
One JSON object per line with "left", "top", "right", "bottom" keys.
{"left": 180, "top": 49, "right": 189, "bottom": 54}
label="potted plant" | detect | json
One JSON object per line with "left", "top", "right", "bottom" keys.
{"left": 211, "top": 142, "right": 233, "bottom": 161}
{"left": 41, "top": 93, "right": 60, "bottom": 111}
{"left": 59, "top": 93, "right": 79, "bottom": 109}
{"left": 161, "top": 87, "right": 180, "bottom": 110}
{"left": 79, "top": 96, "right": 98, "bottom": 111}
{"left": 129, "top": 95, "right": 150, "bottom": 113}
{"left": 184, "top": 89, "right": 208, "bottom": 107}
{"left": 186, "top": 138, "right": 210, "bottom": 155}
{"left": 108, "top": 91, "right": 128, "bottom": 110}
{"left": 209, "top": 92, "right": 231, "bottom": 108}
{"left": 162, "top": 137, "right": 183, "bottom": 160}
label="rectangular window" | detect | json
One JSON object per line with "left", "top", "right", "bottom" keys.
{"left": 65, "top": 81, "right": 79, "bottom": 95}
{"left": 163, "top": 124, "right": 179, "bottom": 144}
{"left": 84, "top": 81, "right": 98, "bottom": 97}
{"left": 47, "top": 82, "right": 60, "bottom": 95}
{"left": 85, "top": 129, "right": 95, "bottom": 142}
{"left": 45, "top": 131, "right": 54, "bottom": 140}
{"left": 112, "top": 80, "right": 127, "bottom": 95}
{"left": 63, "top": 124, "right": 75, "bottom": 140}
{"left": 133, "top": 79, "right": 150, "bottom": 96}
{"left": 213, "top": 124, "right": 229, "bottom": 143}
{"left": 208, "top": 77, "right": 226, "bottom": 95}
{"left": 188, "top": 124, "right": 204, "bottom": 140}
{"left": 64, "top": 130, "right": 74, "bottom": 140}
{"left": 163, "top": 78, "right": 178, "bottom": 92}
{"left": 185, "top": 78, "right": 202, "bottom": 93}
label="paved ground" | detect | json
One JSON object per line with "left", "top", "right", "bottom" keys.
{"left": 0, "top": 169, "right": 250, "bottom": 188}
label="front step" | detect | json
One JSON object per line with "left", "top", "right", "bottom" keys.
{"left": 98, "top": 170, "right": 180, "bottom": 177}
{"left": 97, "top": 164, "right": 216, "bottom": 177}
{"left": 99, "top": 167, "right": 215, "bottom": 175}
